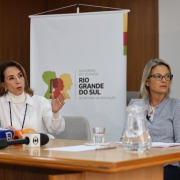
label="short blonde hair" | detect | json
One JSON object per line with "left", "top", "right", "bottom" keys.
{"left": 140, "top": 59, "right": 172, "bottom": 99}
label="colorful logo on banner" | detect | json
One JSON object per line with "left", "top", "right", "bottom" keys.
{"left": 42, "top": 71, "right": 73, "bottom": 99}
{"left": 123, "top": 13, "right": 128, "bottom": 55}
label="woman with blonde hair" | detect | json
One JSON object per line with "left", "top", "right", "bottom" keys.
{"left": 134, "top": 59, "right": 180, "bottom": 180}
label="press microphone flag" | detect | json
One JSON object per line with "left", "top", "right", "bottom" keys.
{"left": 22, "top": 134, "right": 40, "bottom": 147}
{"left": 0, "top": 129, "right": 14, "bottom": 140}
{"left": 0, "top": 133, "right": 49, "bottom": 149}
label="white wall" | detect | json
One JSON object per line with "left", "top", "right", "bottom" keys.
{"left": 159, "top": 0, "right": 180, "bottom": 98}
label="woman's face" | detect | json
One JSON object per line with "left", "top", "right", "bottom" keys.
{"left": 145, "top": 65, "right": 171, "bottom": 97}
{"left": 2, "top": 66, "right": 25, "bottom": 95}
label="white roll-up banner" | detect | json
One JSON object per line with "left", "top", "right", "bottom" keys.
{"left": 30, "top": 9, "right": 129, "bottom": 141}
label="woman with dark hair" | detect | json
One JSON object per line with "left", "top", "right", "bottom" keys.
{"left": 132, "top": 59, "right": 180, "bottom": 180}
{"left": 0, "top": 61, "right": 65, "bottom": 138}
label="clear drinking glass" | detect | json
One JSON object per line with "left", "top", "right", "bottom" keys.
{"left": 93, "top": 127, "right": 105, "bottom": 144}
{"left": 122, "top": 105, "right": 151, "bottom": 152}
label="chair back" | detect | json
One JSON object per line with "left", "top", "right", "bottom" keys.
{"left": 53, "top": 116, "right": 91, "bottom": 140}
{"left": 127, "top": 91, "right": 140, "bottom": 105}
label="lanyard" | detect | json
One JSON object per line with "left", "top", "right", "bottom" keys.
{"left": 9, "top": 102, "right": 28, "bottom": 130}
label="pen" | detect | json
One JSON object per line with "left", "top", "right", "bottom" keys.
{"left": 95, "top": 146, "right": 116, "bottom": 150}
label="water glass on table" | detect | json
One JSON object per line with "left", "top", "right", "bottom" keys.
{"left": 92, "top": 127, "right": 105, "bottom": 145}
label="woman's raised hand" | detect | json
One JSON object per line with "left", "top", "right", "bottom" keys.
{"left": 51, "top": 93, "right": 66, "bottom": 113}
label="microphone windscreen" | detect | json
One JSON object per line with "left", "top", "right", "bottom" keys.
{"left": 40, "top": 133, "right": 49, "bottom": 146}
{"left": 0, "top": 129, "right": 14, "bottom": 140}
{"left": 13, "top": 130, "right": 23, "bottom": 139}
{"left": 23, "top": 128, "right": 36, "bottom": 134}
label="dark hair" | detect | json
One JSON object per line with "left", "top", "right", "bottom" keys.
{"left": 0, "top": 61, "right": 34, "bottom": 96}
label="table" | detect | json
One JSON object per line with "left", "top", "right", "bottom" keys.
{"left": 0, "top": 139, "right": 180, "bottom": 180}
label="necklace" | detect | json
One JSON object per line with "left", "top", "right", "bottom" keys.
{"left": 9, "top": 102, "right": 28, "bottom": 130}
{"left": 150, "top": 105, "right": 156, "bottom": 115}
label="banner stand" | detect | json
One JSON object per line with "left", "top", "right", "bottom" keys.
{"left": 29, "top": 6, "right": 130, "bottom": 142}
{"left": 30, "top": 4, "right": 122, "bottom": 16}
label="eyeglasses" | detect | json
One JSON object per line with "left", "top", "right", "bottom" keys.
{"left": 148, "top": 73, "right": 173, "bottom": 81}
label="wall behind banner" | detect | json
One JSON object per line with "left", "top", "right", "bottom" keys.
{"left": 0, "top": 0, "right": 158, "bottom": 92}
{"left": 159, "top": 0, "right": 180, "bottom": 99}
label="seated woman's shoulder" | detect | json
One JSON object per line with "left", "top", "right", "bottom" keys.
{"left": 168, "top": 97, "right": 180, "bottom": 103}
{"left": 31, "top": 94, "right": 50, "bottom": 102}
{"left": 128, "top": 99, "right": 145, "bottom": 106}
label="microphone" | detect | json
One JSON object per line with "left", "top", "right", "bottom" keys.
{"left": 146, "top": 114, "right": 151, "bottom": 121}
{"left": 146, "top": 114, "right": 152, "bottom": 124}
{"left": 0, "top": 133, "right": 49, "bottom": 149}
{"left": 0, "top": 129, "right": 14, "bottom": 140}
{"left": 13, "top": 128, "right": 37, "bottom": 139}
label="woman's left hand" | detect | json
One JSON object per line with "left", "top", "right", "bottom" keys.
{"left": 51, "top": 93, "right": 66, "bottom": 113}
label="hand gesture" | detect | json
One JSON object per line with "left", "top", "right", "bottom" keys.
{"left": 6, "top": 126, "right": 16, "bottom": 131}
{"left": 51, "top": 93, "right": 65, "bottom": 113}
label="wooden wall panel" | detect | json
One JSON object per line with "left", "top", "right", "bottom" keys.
{"left": 0, "top": 0, "right": 158, "bottom": 91}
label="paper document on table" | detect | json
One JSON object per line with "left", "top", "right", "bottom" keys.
{"left": 44, "top": 145, "right": 101, "bottom": 152}
{"left": 117, "top": 142, "right": 180, "bottom": 148}
{"left": 152, "top": 142, "right": 180, "bottom": 148}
